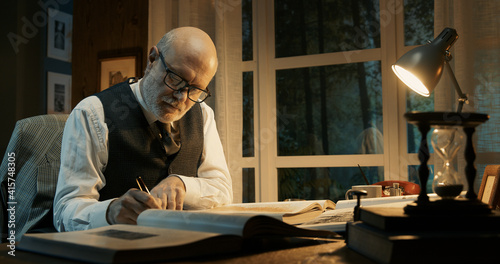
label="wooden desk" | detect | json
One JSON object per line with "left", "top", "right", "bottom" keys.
{"left": 0, "top": 238, "right": 376, "bottom": 264}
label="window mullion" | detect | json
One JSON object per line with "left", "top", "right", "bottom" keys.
{"left": 379, "top": 0, "right": 405, "bottom": 180}
{"left": 255, "top": 0, "right": 278, "bottom": 202}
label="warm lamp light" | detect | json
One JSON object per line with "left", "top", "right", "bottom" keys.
{"left": 392, "top": 27, "right": 469, "bottom": 112}
{"left": 392, "top": 65, "right": 429, "bottom": 96}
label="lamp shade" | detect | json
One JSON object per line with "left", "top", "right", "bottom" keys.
{"left": 392, "top": 28, "right": 459, "bottom": 97}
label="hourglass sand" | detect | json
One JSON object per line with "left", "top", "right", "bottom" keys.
{"left": 431, "top": 127, "right": 465, "bottom": 199}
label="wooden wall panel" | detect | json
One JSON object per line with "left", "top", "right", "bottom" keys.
{"left": 72, "top": 0, "right": 149, "bottom": 107}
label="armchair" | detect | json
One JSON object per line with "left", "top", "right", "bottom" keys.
{"left": 0, "top": 114, "right": 68, "bottom": 241}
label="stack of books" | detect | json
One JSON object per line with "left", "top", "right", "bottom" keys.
{"left": 346, "top": 205, "right": 500, "bottom": 264}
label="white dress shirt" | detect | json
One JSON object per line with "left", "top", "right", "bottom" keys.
{"left": 53, "top": 80, "right": 233, "bottom": 232}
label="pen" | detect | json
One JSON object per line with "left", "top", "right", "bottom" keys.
{"left": 136, "top": 176, "right": 150, "bottom": 194}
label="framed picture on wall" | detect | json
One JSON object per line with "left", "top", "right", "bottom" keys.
{"left": 47, "top": 8, "right": 72, "bottom": 62}
{"left": 98, "top": 48, "right": 143, "bottom": 91}
{"left": 47, "top": 72, "right": 72, "bottom": 114}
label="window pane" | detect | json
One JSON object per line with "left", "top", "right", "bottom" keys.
{"left": 404, "top": 0, "right": 434, "bottom": 46}
{"left": 242, "top": 0, "right": 253, "bottom": 61}
{"left": 243, "top": 71, "right": 254, "bottom": 157}
{"left": 277, "top": 61, "right": 383, "bottom": 156}
{"left": 278, "top": 167, "right": 383, "bottom": 202}
{"left": 275, "top": 0, "right": 380, "bottom": 58}
{"left": 243, "top": 168, "right": 255, "bottom": 203}
{"left": 406, "top": 89, "right": 434, "bottom": 154}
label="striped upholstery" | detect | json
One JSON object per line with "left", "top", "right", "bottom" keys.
{"left": 0, "top": 114, "right": 68, "bottom": 241}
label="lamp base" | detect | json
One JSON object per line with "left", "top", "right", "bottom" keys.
{"left": 404, "top": 198, "right": 491, "bottom": 216}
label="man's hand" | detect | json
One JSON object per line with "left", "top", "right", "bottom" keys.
{"left": 150, "top": 176, "right": 186, "bottom": 210}
{"left": 106, "top": 189, "right": 162, "bottom": 225}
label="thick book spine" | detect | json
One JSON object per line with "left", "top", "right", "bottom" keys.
{"left": 359, "top": 207, "right": 500, "bottom": 232}
{"left": 346, "top": 222, "right": 395, "bottom": 264}
{"left": 346, "top": 222, "right": 500, "bottom": 264}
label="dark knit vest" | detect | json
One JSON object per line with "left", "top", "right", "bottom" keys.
{"left": 95, "top": 81, "right": 203, "bottom": 201}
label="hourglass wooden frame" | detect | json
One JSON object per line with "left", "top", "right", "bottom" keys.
{"left": 404, "top": 112, "right": 490, "bottom": 215}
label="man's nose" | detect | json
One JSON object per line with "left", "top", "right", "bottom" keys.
{"left": 172, "top": 88, "right": 188, "bottom": 101}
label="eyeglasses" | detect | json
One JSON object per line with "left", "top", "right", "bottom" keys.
{"left": 158, "top": 51, "right": 211, "bottom": 103}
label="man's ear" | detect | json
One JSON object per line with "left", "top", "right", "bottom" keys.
{"left": 147, "top": 46, "right": 159, "bottom": 65}
{"left": 145, "top": 46, "right": 159, "bottom": 74}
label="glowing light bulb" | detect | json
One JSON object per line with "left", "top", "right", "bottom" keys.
{"left": 392, "top": 65, "right": 430, "bottom": 97}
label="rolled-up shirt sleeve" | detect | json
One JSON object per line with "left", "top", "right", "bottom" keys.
{"left": 53, "top": 96, "right": 112, "bottom": 232}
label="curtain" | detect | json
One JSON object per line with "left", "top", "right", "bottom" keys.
{"left": 434, "top": 0, "right": 500, "bottom": 190}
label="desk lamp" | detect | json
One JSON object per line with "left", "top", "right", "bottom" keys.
{"left": 392, "top": 27, "right": 490, "bottom": 215}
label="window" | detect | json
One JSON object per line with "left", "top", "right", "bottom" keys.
{"left": 230, "top": 0, "right": 434, "bottom": 203}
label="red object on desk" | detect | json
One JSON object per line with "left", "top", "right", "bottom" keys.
{"left": 372, "top": 180, "right": 420, "bottom": 196}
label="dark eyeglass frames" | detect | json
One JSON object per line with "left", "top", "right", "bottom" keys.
{"left": 158, "top": 51, "right": 211, "bottom": 103}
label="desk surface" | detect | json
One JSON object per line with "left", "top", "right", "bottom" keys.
{"left": 1, "top": 238, "right": 375, "bottom": 264}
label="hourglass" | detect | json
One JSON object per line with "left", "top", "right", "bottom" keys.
{"left": 431, "top": 127, "right": 465, "bottom": 199}
{"left": 404, "top": 112, "right": 490, "bottom": 215}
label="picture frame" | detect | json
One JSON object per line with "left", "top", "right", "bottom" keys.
{"left": 47, "top": 8, "right": 72, "bottom": 62}
{"left": 47, "top": 72, "right": 72, "bottom": 114}
{"left": 478, "top": 165, "right": 500, "bottom": 210}
{"left": 98, "top": 48, "right": 143, "bottom": 91}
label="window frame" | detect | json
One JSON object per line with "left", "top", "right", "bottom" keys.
{"left": 224, "top": 0, "right": 427, "bottom": 202}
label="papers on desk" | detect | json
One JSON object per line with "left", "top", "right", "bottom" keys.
{"left": 335, "top": 194, "right": 424, "bottom": 209}
{"left": 298, "top": 195, "right": 431, "bottom": 233}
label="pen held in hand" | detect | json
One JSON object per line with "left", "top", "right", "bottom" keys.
{"left": 136, "top": 176, "right": 150, "bottom": 194}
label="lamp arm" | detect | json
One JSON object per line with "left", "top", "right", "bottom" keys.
{"left": 444, "top": 61, "right": 468, "bottom": 113}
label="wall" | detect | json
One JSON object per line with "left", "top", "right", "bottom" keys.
{"left": 72, "top": 0, "right": 149, "bottom": 106}
{"left": 1, "top": 0, "right": 73, "bottom": 156}
{"left": 1, "top": 0, "right": 149, "bottom": 156}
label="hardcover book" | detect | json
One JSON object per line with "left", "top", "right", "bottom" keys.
{"left": 18, "top": 201, "right": 339, "bottom": 263}
{"left": 358, "top": 206, "right": 500, "bottom": 232}
{"left": 346, "top": 221, "right": 500, "bottom": 264}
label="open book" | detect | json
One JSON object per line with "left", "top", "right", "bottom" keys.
{"left": 205, "top": 199, "right": 336, "bottom": 225}
{"left": 18, "top": 205, "right": 337, "bottom": 264}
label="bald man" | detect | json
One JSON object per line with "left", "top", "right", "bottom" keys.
{"left": 53, "top": 27, "right": 233, "bottom": 231}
